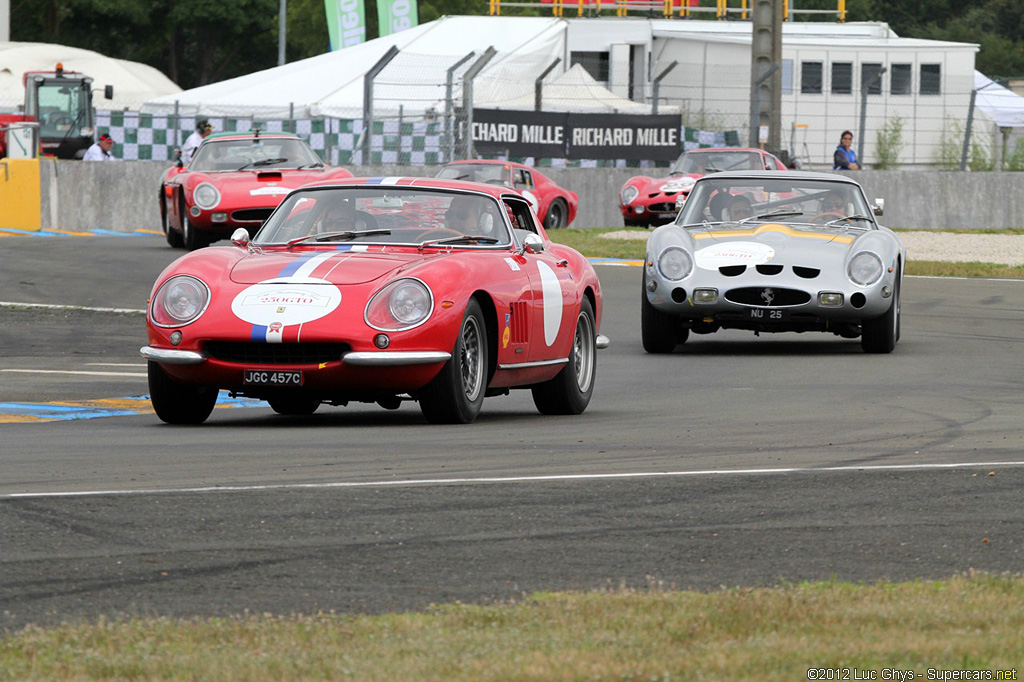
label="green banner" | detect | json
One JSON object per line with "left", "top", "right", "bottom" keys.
{"left": 376, "top": 0, "right": 417, "bottom": 37}
{"left": 324, "top": 0, "right": 366, "bottom": 50}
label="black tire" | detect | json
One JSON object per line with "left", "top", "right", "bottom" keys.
{"left": 861, "top": 270, "right": 901, "bottom": 354}
{"left": 182, "top": 203, "right": 208, "bottom": 251}
{"left": 641, "top": 280, "right": 687, "bottom": 353}
{"left": 418, "top": 299, "right": 488, "bottom": 424}
{"left": 163, "top": 189, "right": 184, "bottom": 248}
{"left": 267, "top": 396, "right": 320, "bottom": 416}
{"left": 531, "top": 298, "right": 597, "bottom": 415}
{"left": 147, "top": 362, "right": 218, "bottom": 425}
{"left": 543, "top": 199, "right": 568, "bottom": 230}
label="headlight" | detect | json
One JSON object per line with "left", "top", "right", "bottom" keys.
{"left": 620, "top": 185, "right": 639, "bottom": 205}
{"left": 365, "top": 279, "right": 433, "bottom": 331}
{"left": 151, "top": 275, "right": 210, "bottom": 327}
{"left": 848, "top": 252, "right": 884, "bottom": 286}
{"left": 192, "top": 182, "right": 221, "bottom": 210}
{"left": 657, "top": 247, "right": 693, "bottom": 281}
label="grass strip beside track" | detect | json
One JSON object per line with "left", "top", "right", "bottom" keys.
{"left": 1, "top": 574, "right": 1021, "bottom": 680}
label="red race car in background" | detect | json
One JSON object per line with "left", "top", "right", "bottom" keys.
{"left": 618, "top": 147, "right": 787, "bottom": 228}
{"left": 436, "top": 160, "right": 578, "bottom": 230}
{"left": 159, "top": 130, "right": 353, "bottom": 250}
{"left": 141, "top": 177, "right": 608, "bottom": 425}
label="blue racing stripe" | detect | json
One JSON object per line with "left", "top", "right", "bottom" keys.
{"left": 275, "top": 251, "right": 317, "bottom": 278}
{"left": 251, "top": 325, "right": 268, "bottom": 342}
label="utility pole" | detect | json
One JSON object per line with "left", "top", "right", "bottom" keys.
{"left": 748, "top": 0, "right": 782, "bottom": 152}
{"left": 278, "top": 0, "right": 287, "bottom": 66}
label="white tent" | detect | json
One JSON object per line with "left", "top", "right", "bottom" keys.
{"left": 476, "top": 63, "right": 678, "bottom": 114}
{"left": 141, "top": 16, "right": 568, "bottom": 120}
{"left": 0, "top": 41, "right": 180, "bottom": 111}
{"left": 974, "top": 70, "right": 1024, "bottom": 129}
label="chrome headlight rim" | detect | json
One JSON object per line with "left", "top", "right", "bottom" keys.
{"left": 150, "top": 274, "right": 211, "bottom": 328}
{"left": 657, "top": 246, "right": 693, "bottom": 282}
{"left": 192, "top": 182, "right": 221, "bottom": 210}
{"left": 620, "top": 185, "right": 639, "bottom": 206}
{"left": 848, "top": 251, "right": 884, "bottom": 286}
{"left": 365, "top": 277, "right": 434, "bottom": 332}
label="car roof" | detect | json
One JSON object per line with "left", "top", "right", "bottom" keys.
{"left": 203, "top": 130, "right": 301, "bottom": 142}
{"left": 684, "top": 147, "right": 770, "bottom": 154}
{"left": 291, "top": 176, "right": 517, "bottom": 199}
{"left": 697, "top": 169, "right": 862, "bottom": 185}
{"left": 443, "top": 159, "right": 525, "bottom": 169}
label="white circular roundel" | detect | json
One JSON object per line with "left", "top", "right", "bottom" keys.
{"left": 231, "top": 279, "right": 342, "bottom": 326}
{"left": 536, "top": 261, "right": 563, "bottom": 346}
{"left": 695, "top": 241, "right": 775, "bottom": 270}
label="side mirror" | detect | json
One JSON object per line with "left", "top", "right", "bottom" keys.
{"left": 104, "top": 85, "right": 114, "bottom": 100}
{"left": 522, "top": 232, "right": 545, "bottom": 254}
{"left": 230, "top": 228, "right": 250, "bottom": 248}
{"left": 872, "top": 198, "right": 884, "bottom": 216}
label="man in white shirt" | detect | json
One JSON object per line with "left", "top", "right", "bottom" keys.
{"left": 83, "top": 133, "right": 116, "bottom": 161}
{"left": 180, "top": 120, "right": 213, "bottom": 165}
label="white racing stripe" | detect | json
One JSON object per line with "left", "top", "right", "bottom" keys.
{"left": 3, "top": 460, "right": 1022, "bottom": 500}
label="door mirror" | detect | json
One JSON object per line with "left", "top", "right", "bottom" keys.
{"left": 872, "top": 198, "right": 884, "bottom": 216}
{"left": 230, "top": 228, "right": 250, "bottom": 247}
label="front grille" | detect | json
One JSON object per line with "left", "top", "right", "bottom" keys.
{"left": 648, "top": 202, "right": 677, "bottom": 213}
{"left": 726, "top": 287, "right": 811, "bottom": 307}
{"left": 231, "top": 208, "right": 274, "bottom": 223}
{"left": 204, "top": 342, "right": 350, "bottom": 365}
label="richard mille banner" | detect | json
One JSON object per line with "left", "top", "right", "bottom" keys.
{"left": 470, "top": 110, "right": 682, "bottom": 161}
{"left": 325, "top": 0, "right": 366, "bottom": 50}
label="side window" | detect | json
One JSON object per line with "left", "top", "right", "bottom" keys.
{"left": 831, "top": 62, "right": 853, "bottom": 95}
{"left": 801, "top": 61, "right": 823, "bottom": 94}
{"left": 920, "top": 64, "right": 941, "bottom": 95}
{"left": 514, "top": 169, "right": 534, "bottom": 190}
{"left": 504, "top": 198, "right": 539, "bottom": 236}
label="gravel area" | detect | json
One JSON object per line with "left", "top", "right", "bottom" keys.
{"left": 599, "top": 229, "right": 1024, "bottom": 266}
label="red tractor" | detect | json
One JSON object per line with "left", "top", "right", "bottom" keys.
{"left": 0, "top": 63, "right": 113, "bottom": 160}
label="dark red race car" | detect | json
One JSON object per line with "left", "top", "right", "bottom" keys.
{"left": 141, "top": 176, "right": 608, "bottom": 425}
{"left": 159, "top": 130, "right": 353, "bottom": 250}
{"left": 618, "top": 147, "right": 787, "bottom": 228}
{"left": 436, "top": 160, "right": 578, "bottom": 230}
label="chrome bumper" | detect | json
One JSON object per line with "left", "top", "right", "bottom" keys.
{"left": 140, "top": 346, "right": 206, "bottom": 365}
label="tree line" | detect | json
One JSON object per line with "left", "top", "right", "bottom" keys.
{"left": 10, "top": 0, "right": 1023, "bottom": 90}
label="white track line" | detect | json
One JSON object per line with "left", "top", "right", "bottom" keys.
{"left": 0, "top": 369, "right": 147, "bottom": 377}
{"left": 0, "top": 301, "right": 146, "bottom": 314}
{"left": 3, "top": 460, "right": 1022, "bottom": 500}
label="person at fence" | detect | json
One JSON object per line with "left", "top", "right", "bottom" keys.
{"left": 832, "top": 130, "right": 860, "bottom": 170}
{"left": 83, "top": 133, "right": 116, "bottom": 161}
{"left": 445, "top": 195, "right": 499, "bottom": 236}
{"left": 180, "top": 119, "right": 213, "bottom": 165}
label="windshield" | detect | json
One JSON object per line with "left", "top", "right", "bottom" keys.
{"left": 675, "top": 177, "right": 875, "bottom": 228}
{"left": 670, "top": 150, "right": 766, "bottom": 175}
{"left": 255, "top": 187, "right": 513, "bottom": 247}
{"left": 33, "top": 81, "right": 91, "bottom": 138}
{"left": 436, "top": 164, "right": 511, "bottom": 186}
{"left": 190, "top": 138, "right": 323, "bottom": 172}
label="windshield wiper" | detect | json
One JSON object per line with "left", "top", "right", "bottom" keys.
{"left": 295, "top": 162, "right": 324, "bottom": 170}
{"left": 285, "top": 229, "right": 392, "bottom": 248}
{"left": 824, "top": 214, "right": 873, "bottom": 226}
{"left": 419, "top": 234, "right": 501, "bottom": 248}
{"left": 237, "top": 157, "right": 288, "bottom": 170}
{"left": 739, "top": 209, "right": 804, "bottom": 224}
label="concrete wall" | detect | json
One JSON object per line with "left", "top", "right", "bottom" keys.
{"left": 35, "top": 160, "right": 1024, "bottom": 233}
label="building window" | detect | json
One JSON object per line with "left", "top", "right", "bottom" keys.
{"left": 861, "top": 63, "right": 884, "bottom": 95}
{"left": 831, "top": 62, "right": 852, "bottom": 94}
{"left": 782, "top": 59, "right": 793, "bottom": 94}
{"left": 920, "top": 64, "right": 942, "bottom": 95}
{"left": 801, "top": 61, "right": 822, "bottom": 94}
{"left": 891, "top": 63, "right": 912, "bottom": 95}
{"left": 571, "top": 51, "right": 609, "bottom": 82}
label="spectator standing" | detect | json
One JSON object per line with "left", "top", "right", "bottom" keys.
{"left": 83, "top": 133, "right": 116, "bottom": 161}
{"left": 180, "top": 120, "right": 213, "bottom": 165}
{"left": 833, "top": 130, "right": 860, "bottom": 170}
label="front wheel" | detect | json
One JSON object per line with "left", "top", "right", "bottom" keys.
{"left": 418, "top": 299, "right": 488, "bottom": 424}
{"left": 543, "top": 199, "right": 568, "bottom": 230}
{"left": 148, "top": 362, "right": 218, "bottom": 424}
{"left": 861, "top": 271, "right": 901, "bottom": 354}
{"left": 532, "top": 298, "right": 597, "bottom": 415}
{"left": 641, "top": 283, "right": 687, "bottom": 353}
{"left": 182, "top": 207, "right": 208, "bottom": 251}
{"left": 267, "top": 396, "right": 320, "bottom": 416}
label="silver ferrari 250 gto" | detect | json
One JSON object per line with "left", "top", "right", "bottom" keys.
{"left": 642, "top": 171, "right": 905, "bottom": 354}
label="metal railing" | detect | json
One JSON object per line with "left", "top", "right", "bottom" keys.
{"left": 488, "top": 0, "right": 847, "bottom": 21}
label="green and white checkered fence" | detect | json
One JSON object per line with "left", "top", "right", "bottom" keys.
{"left": 96, "top": 110, "right": 739, "bottom": 167}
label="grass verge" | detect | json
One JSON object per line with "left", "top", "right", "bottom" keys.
{"left": 2, "top": 575, "right": 1022, "bottom": 680}
{"left": 548, "top": 228, "right": 1024, "bottom": 278}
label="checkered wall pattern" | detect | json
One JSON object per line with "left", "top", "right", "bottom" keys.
{"left": 96, "top": 111, "right": 739, "bottom": 167}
